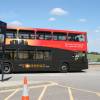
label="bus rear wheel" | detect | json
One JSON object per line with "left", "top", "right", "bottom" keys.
{"left": 3, "top": 62, "right": 12, "bottom": 74}
{"left": 61, "top": 63, "right": 69, "bottom": 73}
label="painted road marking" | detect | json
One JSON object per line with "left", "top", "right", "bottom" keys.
{"left": 0, "top": 89, "right": 16, "bottom": 93}
{"left": 96, "top": 93, "right": 100, "bottom": 97}
{"left": 57, "top": 83, "right": 100, "bottom": 96}
{"left": 4, "top": 88, "right": 20, "bottom": 100}
{"left": 29, "top": 81, "right": 57, "bottom": 89}
{"left": 0, "top": 81, "right": 100, "bottom": 99}
{"left": 0, "top": 81, "right": 54, "bottom": 93}
{"left": 70, "top": 87, "right": 100, "bottom": 95}
{"left": 68, "top": 87, "right": 74, "bottom": 100}
{"left": 38, "top": 86, "right": 48, "bottom": 100}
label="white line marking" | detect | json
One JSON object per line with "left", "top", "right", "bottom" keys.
{"left": 68, "top": 87, "right": 74, "bottom": 100}
{"left": 38, "top": 86, "right": 47, "bottom": 100}
{"left": 4, "top": 88, "right": 20, "bottom": 100}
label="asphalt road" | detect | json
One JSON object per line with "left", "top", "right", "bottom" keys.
{"left": 0, "top": 65, "right": 100, "bottom": 100}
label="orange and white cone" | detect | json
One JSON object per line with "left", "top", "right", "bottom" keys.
{"left": 22, "top": 76, "right": 29, "bottom": 100}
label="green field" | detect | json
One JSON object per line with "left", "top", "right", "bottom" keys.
{"left": 87, "top": 54, "right": 100, "bottom": 62}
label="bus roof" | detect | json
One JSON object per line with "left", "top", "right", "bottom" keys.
{"left": 7, "top": 26, "right": 87, "bottom": 34}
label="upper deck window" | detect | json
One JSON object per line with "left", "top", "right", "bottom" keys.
{"left": 6, "top": 29, "right": 16, "bottom": 38}
{"left": 6, "top": 33, "right": 16, "bottom": 38}
{"left": 45, "top": 33, "right": 52, "bottom": 40}
{"left": 19, "top": 33, "right": 29, "bottom": 39}
{"left": 53, "top": 32, "right": 67, "bottom": 40}
{"left": 19, "top": 30, "right": 34, "bottom": 39}
{"left": 36, "top": 31, "right": 52, "bottom": 40}
{"left": 36, "top": 32, "right": 44, "bottom": 40}
{"left": 30, "top": 34, "right": 35, "bottom": 39}
{"left": 68, "top": 33, "right": 85, "bottom": 42}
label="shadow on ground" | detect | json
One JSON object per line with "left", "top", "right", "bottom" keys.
{"left": 0, "top": 76, "right": 12, "bottom": 82}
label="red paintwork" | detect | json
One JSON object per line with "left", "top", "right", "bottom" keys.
{"left": 29, "top": 40, "right": 87, "bottom": 52}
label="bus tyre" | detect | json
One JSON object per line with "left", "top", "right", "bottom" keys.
{"left": 61, "top": 63, "right": 69, "bottom": 73}
{"left": 3, "top": 62, "right": 12, "bottom": 74}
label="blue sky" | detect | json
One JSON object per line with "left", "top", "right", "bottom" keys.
{"left": 0, "top": 0, "right": 100, "bottom": 52}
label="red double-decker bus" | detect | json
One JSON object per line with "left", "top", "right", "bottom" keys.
{"left": 0, "top": 23, "right": 88, "bottom": 73}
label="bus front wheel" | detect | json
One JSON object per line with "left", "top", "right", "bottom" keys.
{"left": 3, "top": 62, "right": 12, "bottom": 74}
{"left": 61, "top": 63, "right": 69, "bottom": 73}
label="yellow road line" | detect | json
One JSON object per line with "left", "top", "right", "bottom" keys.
{"left": 96, "top": 93, "right": 100, "bottom": 97}
{"left": 38, "top": 86, "right": 48, "bottom": 100}
{"left": 0, "top": 89, "right": 16, "bottom": 93}
{"left": 70, "top": 87, "right": 100, "bottom": 95}
{"left": 68, "top": 87, "right": 74, "bottom": 100}
{"left": 57, "top": 84, "right": 100, "bottom": 95}
{"left": 29, "top": 81, "right": 57, "bottom": 89}
{"left": 4, "top": 88, "right": 20, "bottom": 100}
{"left": 29, "top": 85, "right": 46, "bottom": 89}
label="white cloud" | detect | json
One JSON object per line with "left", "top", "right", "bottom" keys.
{"left": 97, "top": 26, "right": 100, "bottom": 29}
{"left": 0, "top": 11, "right": 18, "bottom": 20}
{"left": 8, "top": 20, "right": 22, "bottom": 26}
{"left": 50, "top": 8, "right": 68, "bottom": 16}
{"left": 95, "top": 30, "right": 100, "bottom": 33}
{"left": 94, "top": 26, "right": 100, "bottom": 33}
{"left": 48, "top": 17, "right": 56, "bottom": 21}
{"left": 79, "top": 18, "right": 87, "bottom": 22}
{"left": 0, "top": 17, "right": 4, "bottom": 20}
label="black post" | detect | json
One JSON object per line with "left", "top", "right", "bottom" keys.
{"left": 0, "top": 21, "right": 7, "bottom": 82}
{"left": 1, "top": 60, "right": 4, "bottom": 81}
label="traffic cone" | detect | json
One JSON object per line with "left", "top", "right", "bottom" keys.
{"left": 22, "top": 76, "right": 29, "bottom": 100}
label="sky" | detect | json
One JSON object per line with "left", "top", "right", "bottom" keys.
{"left": 0, "top": 0, "right": 100, "bottom": 52}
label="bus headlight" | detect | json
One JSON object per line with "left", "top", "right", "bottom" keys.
{"left": 74, "top": 52, "right": 86, "bottom": 60}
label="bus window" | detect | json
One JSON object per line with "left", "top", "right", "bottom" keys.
{"left": 53, "top": 35, "right": 58, "bottom": 40}
{"left": 44, "top": 51, "right": 51, "bottom": 60}
{"left": 30, "top": 34, "right": 35, "bottom": 39}
{"left": 36, "top": 31, "right": 45, "bottom": 40}
{"left": 19, "top": 30, "right": 35, "bottom": 39}
{"left": 36, "top": 51, "right": 44, "bottom": 59}
{"left": 19, "top": 33, "right": 29, "bottom": 39}
{"left": 18, "top": 51, "right": 29, "bottom": 59}
{"left": 53, "top": 32, "right": 67, "bottom": 40}
{"left": 6, "top": 29, "right": 17, "bottom": 38}
{"left": 29, "top": 50, "right": 51, "bottom": 60}
{"left": 6, "top": 33, "right": 16, "bottom": 38}
{"left": 36, "top": 31, "right": 52, "bottom": 40}
{"left": 77, "top": 34, "right": 85, "bottom": 42}
{"left": 68, "top": 33, "right": 85, "bottom": 42}
{"left": 19, "top": 30, "right": 29, "bottom": 39}
{"left": 58, "top": 35, "right": 66, "bottom": 40}
{"left": 45, "top": 33, "right": 52, "bottom": 40}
